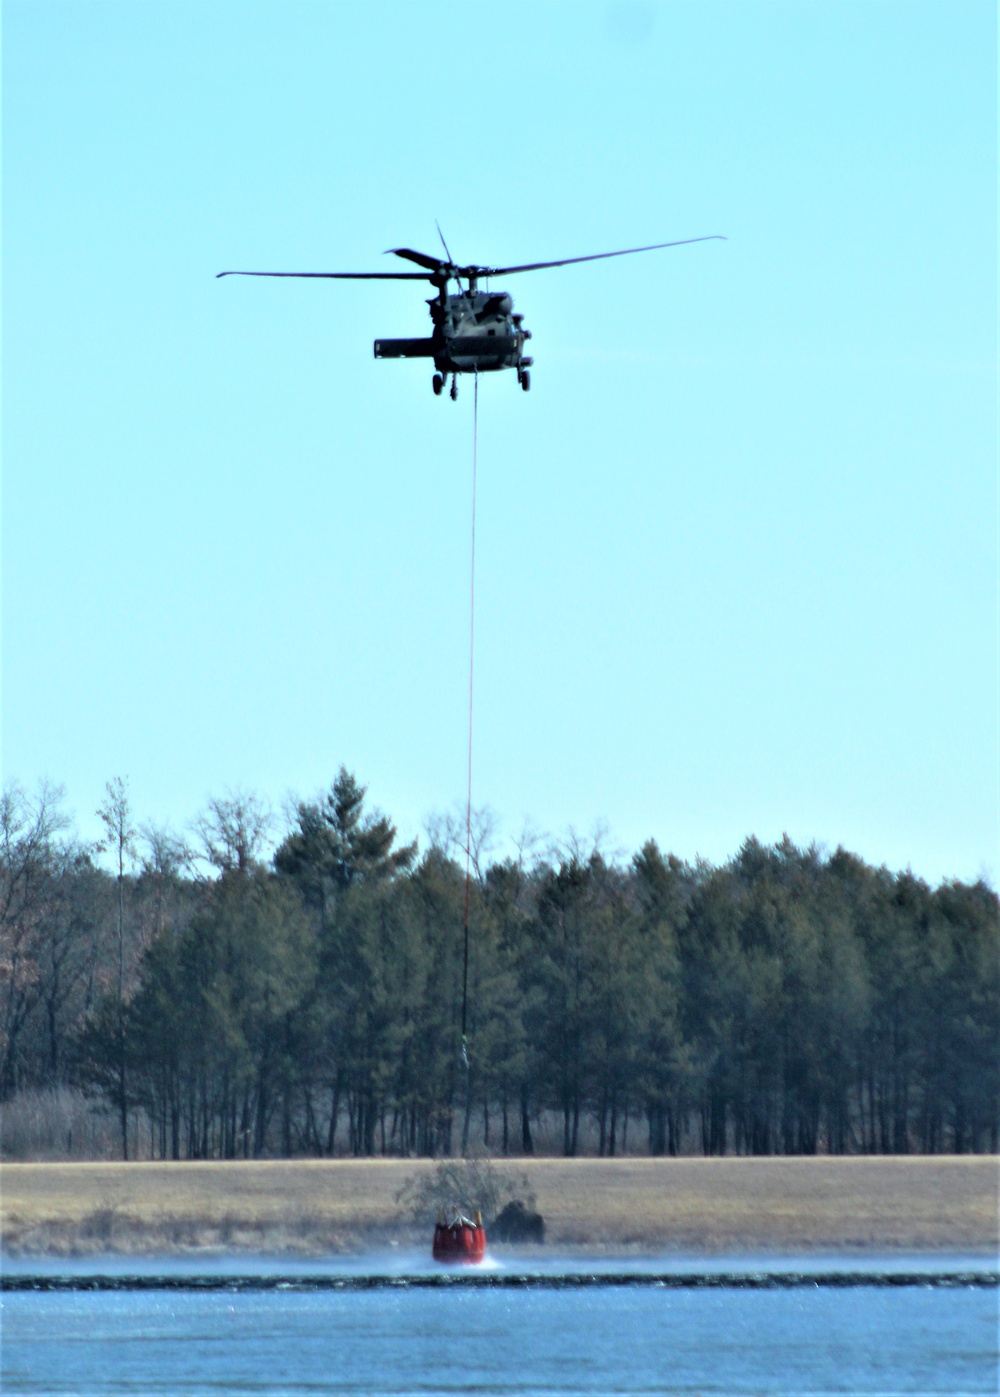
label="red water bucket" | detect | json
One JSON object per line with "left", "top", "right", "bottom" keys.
{"left": 432, "top": 1210, "right": 487, "bottom": 1264}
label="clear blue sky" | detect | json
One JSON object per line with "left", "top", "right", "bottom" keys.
{"left": 4, "top": 0, "right": 996, "bottom": 884}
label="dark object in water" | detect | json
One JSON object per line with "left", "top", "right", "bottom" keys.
{"left": 432, "top": 1209, "right": 486, "bottom": 1264}
{"left": 491, "top": 1199, "right": 545, "bottom": 1244}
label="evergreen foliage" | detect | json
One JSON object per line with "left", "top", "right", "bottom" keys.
{"left": 1, "top": 776, "right": 996, "bottom": 1158}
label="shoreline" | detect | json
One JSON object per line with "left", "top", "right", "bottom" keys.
{"left": 2, "top": 1156, "right": 997, "bottom": 1258}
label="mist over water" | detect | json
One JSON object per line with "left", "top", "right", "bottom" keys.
{"left": 2, "top": 1254, "right": 996, "bottom": 1395}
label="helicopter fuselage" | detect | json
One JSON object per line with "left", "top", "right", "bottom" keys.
{"left": 374, "top": 288, "right": 533, "bottom": 393}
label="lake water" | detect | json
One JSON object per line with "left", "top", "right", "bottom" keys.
{"left": 2, "top": 1253, "right": 996, "bottom": 1395}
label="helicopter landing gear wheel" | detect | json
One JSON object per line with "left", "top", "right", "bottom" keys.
{"left": 450, "top": 375, "right": 458, "bottom": 401}
{"left": 432, "top": 373, "right": 444, "bottom": 396}
{"left": 519, "top": 368, "right": 531, "bottom": 392}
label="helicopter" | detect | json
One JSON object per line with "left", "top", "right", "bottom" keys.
{"left": 217, "top": 231, "right": 725, "bottom": 400}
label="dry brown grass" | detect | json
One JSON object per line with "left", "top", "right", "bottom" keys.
{"left": 522, "top": 1156, "right": 999, "bottom": 1252}
{"left": 1, "top": 1155, "right": 996, "bottom": 1256}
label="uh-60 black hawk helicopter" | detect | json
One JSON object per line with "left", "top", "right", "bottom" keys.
{"left": 217, "top": 231, "right": 724, "bottom": 399}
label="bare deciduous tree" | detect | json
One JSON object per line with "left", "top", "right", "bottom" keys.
{"left": 0, "top": 782, "right": 69, "bottom": 1096}
{"left": 97, "top": 778, "right": 136, "bottom": 1002}
{"left": 139, "top": 822, "right": 193, "bottom": 936}
{"left": 96, "top": 777, "right": 137, "bottom": 1158}
{"left": 193, "top": 791, "right": 272, "bottom": 876}
{"left": 424, "top": 804, "right": 498, "bottom": 880}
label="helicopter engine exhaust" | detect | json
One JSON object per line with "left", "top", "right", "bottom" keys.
{"left": 373, "top": 338, "right": 435, "bottom": 359}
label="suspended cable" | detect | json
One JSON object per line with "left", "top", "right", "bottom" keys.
{"left": 460, "top": 373, "right": 478, "bottom": 1070}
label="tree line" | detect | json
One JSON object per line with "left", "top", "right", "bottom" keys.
{"left": 1, "top": 772, "right": 996, "bottom": 1159}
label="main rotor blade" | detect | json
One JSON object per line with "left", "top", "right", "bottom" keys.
{"left": 387, "top": 247, "right": 449, "bottom": 273}
{"left": 485, "top": 235, "right": 726, "bottom": 276}
{"left": 217, "top": 234, "right": 725, "bottom": 282}
{"left": 216, "top": 269, "right": 430, "bottom": 280}
{"left": 435, "top": 221, "right": 456, "bottom": 266}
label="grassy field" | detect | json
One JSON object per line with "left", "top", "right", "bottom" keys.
{"left": 1, "top": 1156, "right": 996, "bottom": 1256}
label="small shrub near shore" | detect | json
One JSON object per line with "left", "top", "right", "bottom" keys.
{"left": 395, "top": 1157, "right": 537, "bottom": 1227}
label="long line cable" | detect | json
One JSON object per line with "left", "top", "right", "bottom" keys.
{"left": 460, "top": 373, "right": 478, "bottom": 1067}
